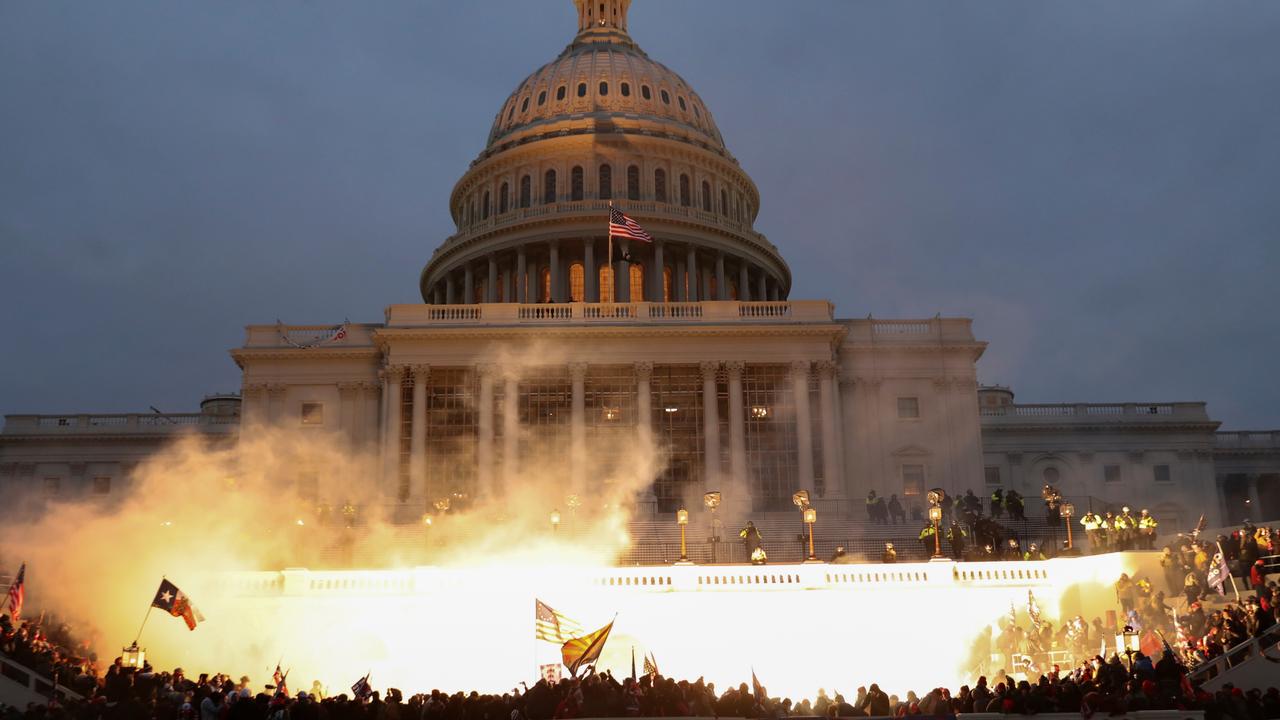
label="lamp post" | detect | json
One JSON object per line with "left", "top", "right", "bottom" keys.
{"left": 803, "top": 506, "right": 818, "bottom": 562}
{"left": 122, "top": 642, "right": 145, "bottom": 670}
{"left": 676, "top": 508, "right": 692, "bottom": 564}
{"left": 1060, "top": 501, "right": 1075, "bottom": 551}
{"left": 928, "top": 505, "right": 943, "bottom": 559}
{"left": 550, "top": 509, "right": 561, "bottom": 533}
{"left": 703, "top": 491, "right": 722, "bottom": 563}
{"left": 1114, "top": 626, "right": 1141, "bottom": 669}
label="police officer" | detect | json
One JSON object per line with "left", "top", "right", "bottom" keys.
{"left": 1116, "top": 506, "right": 1137, "bottom": 550}
{"left": 1023, "top": 543, "right": 1047, "bottom": 561}
{"left": 1138, "top": 509, "right": 1159, "bottom": 550}
{"left": 1099, "top": 511, "right": 1115, "bottom": 552}
{"left": 947, "top": 521, "right": 968, "bottom": 560}
{"left": 990, "top": 488, "right": 1005, "bottom": 519}
{"left": 882, "top": 542, "right": 897, "bottom": 564}
{"left": 1080, "top": 510, "right": 1102, "bottom": 553}
{"left": 919, "top": 523, "right": 938, "bottom": 557}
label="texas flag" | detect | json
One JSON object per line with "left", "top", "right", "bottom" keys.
{"left": 151, "top": 579, "right": 204, "bottom": 630}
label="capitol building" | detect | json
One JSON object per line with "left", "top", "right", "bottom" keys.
{"left": 2, "top": 0, "right": 1277, "bottom": 555}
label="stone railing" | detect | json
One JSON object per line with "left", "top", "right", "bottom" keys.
{"left": 385, "top": 300, "right": 834, "bottom": 327}
{"left": 2, "top": 413, "right": 239, "bottom": 436}
{"left": 435, "top": 199, "right": 779, "bottom": 255}
{"left": 1216, "top": 431, "right": 1280, "bottom": 450}
{"left": 840, "top": 317, "right": 978, "bottom": 345}
{"left": 980, "top": 402, "right": 1210, "bottom": 422}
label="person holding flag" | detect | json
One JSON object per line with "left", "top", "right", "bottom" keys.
{"left": 561, "top": 618, "right": 614, "bottom": 677}
{"left": 272, "top": 663, "right": 290, "bottom": 697}
{"left": 351, "top": 673, "right": 373, "bottom": 703}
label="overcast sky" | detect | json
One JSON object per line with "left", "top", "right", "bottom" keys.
{"left": 2, "top": 1, "right": 1278, "bottom": 428}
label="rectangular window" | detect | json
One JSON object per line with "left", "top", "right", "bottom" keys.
{"left": 1104, "top": 465, "right": 1121, "bottom": 483}
{"left": 92, "top": 476, "right": 112, "bottom": 494}
{"left": 897, "top": 397, "right": 920, "bottom": 419}
{"left": 902, "top": 464, "right": 925, "bottom": 496}
{"left": 984, "top": 466, "right": 1001, "bottom": 486}
{"left": 43, "top": 477, "right": 61, "bottom": 495}
{"left": 1153, "top": 464, "right": 1171, "bottom": 483}
{"left": 300, "top": 402, "right": 324, "bottom": 426}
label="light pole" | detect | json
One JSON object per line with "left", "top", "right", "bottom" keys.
{"left": 550, "top": 509, "right": 561, "bottom": 533}
{"left": 928, "top": 505, "right": 943, "bottom": 559}
{"left": 676, "top": 507, "right": 692, "bottom": 564}
{"left": 803, "top": 506, "right": 818, "bottom": 562}
{"left": 122, "top": 642, "right": 145, "bottom": 670}
{"left": 703, "top": 491, "right": 722, "bottom": 563}
{"left": 1060, "top": 502, "right": 1075, "bottom": 551}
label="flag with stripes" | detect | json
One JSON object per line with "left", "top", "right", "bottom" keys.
{"left": 536, "top": 599, "right": 583, "bottom": 643}
{"left": 5, "top": 563, "right": 24, "bottom": 622}
{"left": 608, "top": 207, "right": 653, "bottom": 243}
{"left": 561, "top": 619, "right": 614, "bottom": 677}
{"left": 643, "top": 652, "right": 659, "bottom": 678}
{"left": 351, "top": 673, "right": 373, "bottom": 701}
{"left": 751, "top": 668, "right": 766, "bottom": 702}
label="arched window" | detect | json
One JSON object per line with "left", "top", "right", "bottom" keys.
{"left": 660, "top": 89, "right": 670, "bottom": 105}
{"left": 540, "top": 267, "right": 551, "bottom": 303}
{"left": 556, "top": 86, "right": 567, "bottom": 102}
{"left": 620, "top": 82, "right": 631, "bottom": 97}
{"left": 678, "top": 96, "right": 687, "bottom": 112}
{"left": 641, "top": 85, "right": 652, "bottom": 101}
{"left": 482, "top": 190, "right": 491, "bottom": 220}
{"left": 520, "top": 97, "right": 530, "bottom": 113}
{"left": 571, "top": 166, "right": 584, "bottom": 201}
{"left": 629, "top": 264, "right": 645, "bottom": 303}
{"left": 519, "top": 175, "right": 531, "bottom": 209}
{"left": 537, "top": 90, "right": 547, "bottom": 106}
{"left": 599, "top": 81, "right": 609, "bottom": 96}
{"left": 663, "top": 266, "right": 673, "bottom": 302}
{"left": 721, "top": 189, "right": 729, "bottom": 216}
{"left": 499, "top": 182, "right": 510, "bottom": 214}
{"left": 569, "top": 263, "right": 585, "bottom": 302}
{"left": 626, "top": 165, "right": 640, "bottom": 200}
{"left": 654, "top": 169, "right": 667, "bottom": 202}
{"left": 598, "top": 164, "right": 612, "bottom": 200}
{"left": 577, "top": 83, "right": 587, "bottom": 98}
{"left": 599, "top": 265, "right": 615, "bottom": 303}
{"left": 507, "top": 105, "right": 515, "bottom": 121}
{"left": 679, "top": 174, "right": 691, "bottom": 207}
{"left": 544, "top": 169, "right": 557, "bottom": 204}
{"left": 701, "top": 181, "right": 712, "bottom": 212}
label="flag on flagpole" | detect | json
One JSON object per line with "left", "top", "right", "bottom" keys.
{"left": 561, "top": 619, "right": 614, "bottom": 677}
{"left": 151, "top": 579, "right": 204, "bottom": 630}
{"left": 1206, "top": 552, "right": 1230, "bottom": 595}
{"left": 273, "top": 664, "right": 289, "bottom": 696}
{"left": 608, "top": 207, "right": 654, "bottom": 244}
{"left": 5, "top": 564, "right": 24, "bottom": 622}
{"left": 630, "top": 646, "right": 636, "bottom": 682}
{"left": 643, "top": 652, "right": 659, "bottom": 678}
{"left": 751, "top": 668, "right": 766, "bottom": 702}
{"left": 1027, "top": 590, "right": 1042, "bottom": 630}
{"left": 351, "top": 673, "right": 373, "bottom": 701}
{"left": 536, "top": 599, "right": 584, "bottom": 643}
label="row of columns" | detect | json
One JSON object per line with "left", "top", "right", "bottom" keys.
{"left": 428, "top": 240, "right": 784, "bottom": 305}
{"left": 378, "top": 359, "right": 844, "bottom": 505}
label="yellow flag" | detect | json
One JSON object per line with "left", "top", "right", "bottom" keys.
{"left": 561, "top": 620, "right": 614, "bottom": 676}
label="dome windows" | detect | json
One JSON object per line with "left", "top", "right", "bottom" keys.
{"left": 626, "top": 165, "right": 640, "bottom": 201}
{"left": 557, "top": 86, "right": 567, "bottom": 102}
{"left": 598, "top": 164, "right": 612, "bottom": 200}
{"left": 507, "top": 105, "right": 515, "bottom": 121}
{"left": 482, "top": 190, "right": 491, "bottom": 220}
{"left": 641, "top": 85, "right": 652, "bottom": 101}
{"left": 660, "top": 89, "right": 671, "bottom": 105}
{"left": 537, "top": 90, "right": 547, "bottom": 106}
{"left": 701, "top": 181, "right": 712, "bottom": 212}
{"left": 569, "top": 263, "right": 585, "bottom": 303}
{"left": 544, "top": 169, "right": 557, "bottom": 204}
{"left": 678, "top": 96, "right": 687, "bottom": 112}
{"left": 577, "top": 83, "right": 588, "bottom": 98}
{"left": 520, "top": 97, "right": 530, "bottom": 113}
{"left": 679, "top": 174, "right": 691, "bottom": 207}
{"left": 571, "top": 166, "right": 584, "bottom": 201}
{"left": 519, "top": 175, "right": 531, "bottom": 209}
{"left": 654, "top": 169, "right": 667, "bottom": 203}
{"left": 620, "top": 82, "right": 631, "bottom": 97}
{"left": 499, "top": 182, "right": 510, "bottom": 214}
{"left": 599, "top": 81, "right": 609, "bottom": 96}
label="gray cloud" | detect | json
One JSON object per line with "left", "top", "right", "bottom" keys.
{"left": 1, "top": 0, "right": 1277, "bottom": 428}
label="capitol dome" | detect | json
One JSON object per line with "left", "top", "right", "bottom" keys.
{"left": 420, "top": 0, "right": 790, "bottom": 306}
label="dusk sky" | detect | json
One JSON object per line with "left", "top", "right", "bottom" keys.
{"left": 2, "top": 1, "right": 1277, "bottom": 428}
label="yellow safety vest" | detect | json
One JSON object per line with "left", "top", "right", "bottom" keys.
{"left": 1139, "top": 516, "right": 1158, "bottom": 530}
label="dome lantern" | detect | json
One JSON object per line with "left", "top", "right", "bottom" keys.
{"left": 574, "top": 0, "right": 630, "bottom": 34}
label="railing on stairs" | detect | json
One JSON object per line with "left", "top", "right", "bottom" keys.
{"left": 0, "top": 653, "right": 82, "bottom": 708}
{"left": 1187, "top": 621, "right": 1280, "bottom": 684}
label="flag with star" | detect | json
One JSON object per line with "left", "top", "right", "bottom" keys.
{"left": 5, "top": 563, "right": 24, "bottom": 622}
{"left": 151, "top": 578, "right": 204, "bottom": 631}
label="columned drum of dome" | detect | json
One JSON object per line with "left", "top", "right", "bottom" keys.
{"left": 420, "top": 1, "right": 791, "bottom": 305}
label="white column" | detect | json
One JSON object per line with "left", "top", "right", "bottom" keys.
{"left": 516, "top": 247, "right": 528, "bottom": 303}
{"left": 570, "top": 362, "right": 587, "bottom": 493}
{"left": 838, "top": 371, "right": 859, "bottom": 500}
{"left": 635, "top": 362, "right": 653, "bottom": 448}
{"left": 410, "top": 365, "right": 429, "bottom": 503}
{"left": 550, "top": 241, "right": 562, "bottom": 303}
{"left": 486, "top": 255, "right": 498, "bottom": 303}
{"left": 503, "top": 372, "right": 519, "bottom": 493}
{"left": 817, "top": 360, "right": 843, "bottom": 498}
{"left": 338, "top": 382, "right": 358, "bottom": 445}
{"left": 362, "top": 381, "right": 380, "bottom": 450}
{"left": 382, "top": 367, "right": 403, "bottom": 490}
{"left": 792, "top": 361, "right": 815, "bottom": 494}
{"left": 725, "top": 361, "right": 748, "bottom": 506}
{"left": 715, "top": 252, "right": 727, "bottom": 300}
{"left": 738, "top": 262, "right": 751, "bottom": 302}
{"left": 240, "top": 384, "right": 268, "bottom": 431}
{"left": 700, "top": 361, "right": 722, "bottom": 490}
{"left": 477, "top": 364, "right": 496, "bottom": 499}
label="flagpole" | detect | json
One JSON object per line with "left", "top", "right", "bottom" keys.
{"left": 133, "top": 605, "right": 154, "bottom": 646}
{"left": 1215, "top": 540, "right": 1242, "bottom": 601}
{"left": 607, "top": 201, "right": 613, "bottom": 304}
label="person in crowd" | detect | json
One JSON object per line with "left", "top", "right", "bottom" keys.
{"left": 739, "top": 521, "right": 763, "bottom": 563}
{"left": 887, "top": 494, "right": 905, "bottom": 525}
{"left": 1080, "top": 510, "right": 1102, "bottom": 551}
{"left": 882, "top": 543, "right": 897, "bottom": 564}
{"left": 1138, "top": 510, "right": 1159, "bottom": 550}
{"left": 990, "top": 488, "right": 1004, "bottom": 520}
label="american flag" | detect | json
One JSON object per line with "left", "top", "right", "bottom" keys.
{"left": 535, "top": 599, "right": 583, "bottom": 643}
{"left": 6, "top": 563, "right": 24, "bottom": 622}
{"left": 608, "top": 207, "right": 653, "bottom": 243}
{"left": 643, "top": 652, "right": 659, "bottom": 678}
{"left": 351, "top": 673, "right": 373, "bottom": 701}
